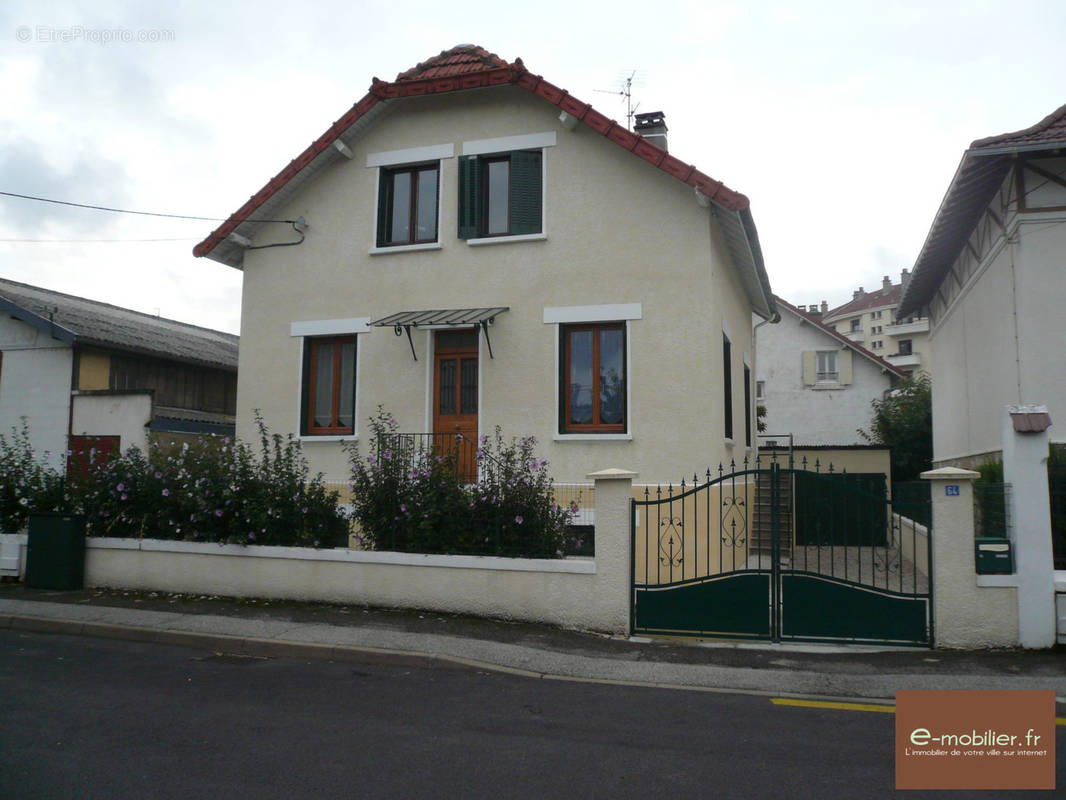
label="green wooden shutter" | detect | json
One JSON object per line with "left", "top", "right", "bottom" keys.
{"left": 457, "top": 156, "right": 481, "bottom": 239}
{"left": 508, "top": 150, "right": 542, "bottom": 235}
{"left": 376, "top": 170, "right": 389, "bottom": 247}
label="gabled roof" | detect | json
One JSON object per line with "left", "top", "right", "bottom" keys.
{"left": 774, "top": 296, "right": 906, "bottom": 378}
{"left": 0, "top": 277, "right": 238, "bottom": 371}
{"left": 824, "top": 283, "right": 901, "bottom": 320}
{"left": 193, "top": 44, "right": 775, "bottom": 319}
{"left": 900, "top": 103, "right": 1066, "bottom": 316}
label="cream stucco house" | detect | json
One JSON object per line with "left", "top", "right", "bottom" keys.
{"left": 193, "top": 45, "right": 775, "bottom": 487}
{"left": 898, "top": 103, "right": 1066, "bottom": 469}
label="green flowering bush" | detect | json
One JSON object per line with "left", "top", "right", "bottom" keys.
{"left": 71, "top": 414, "right": 349, "bottom": 547}
{"left": 348, "top": 407, "right": 576, "bottom": 558}
{"left": 0, "top": 420, "right": 65, "bottom": 531}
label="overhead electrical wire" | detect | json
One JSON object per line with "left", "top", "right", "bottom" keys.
{"left": 0, "top": 237, "right": 199, "bottom": 243}
{"left": 0, "top": 190, "right": 295, "bottom": 224}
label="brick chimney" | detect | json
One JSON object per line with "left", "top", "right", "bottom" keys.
{"left": 820, "top": 300, "right": 828, "bottom": 315}
{"left": 634, "top": 111, "right": 668, "bottom": 151}
{"left": 882, "top": 275, "right": 892, "bottom": 291}
{"left": 853, "top": 287, "right": 865, "bottom": 300}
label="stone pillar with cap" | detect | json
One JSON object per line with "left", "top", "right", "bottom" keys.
{"left": 1003, "top": 404, "right": 1056, "bottom": 648}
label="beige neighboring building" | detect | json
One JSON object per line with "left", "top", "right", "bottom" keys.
{"left": 819, "top": 272, "right": 931, "bottom": 379}
{"left": 193, "top": 45, "right": 776, "bottom": 485}
{"left": 899, "top": 102, "right": 1066, "bottom": 468}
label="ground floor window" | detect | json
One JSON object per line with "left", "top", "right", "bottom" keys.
{"left": 560, "top": 323, "right": 625, "bottom": 433}
{"left": 303, "top": 336, "right": 356, "bottom": 435}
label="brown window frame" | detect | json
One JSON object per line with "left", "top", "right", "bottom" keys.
{"left": 304, "top": 336, "right": 356, "bottom": 436}
{"left": 560, "top": 322, "right": 627, "bottom": 434}
{"left": 379, "top": 163, "right": 439, "bottom": 247}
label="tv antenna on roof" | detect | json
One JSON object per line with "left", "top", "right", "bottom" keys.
{"left": 594, "top": 70, "right": 644, "bottom": 131}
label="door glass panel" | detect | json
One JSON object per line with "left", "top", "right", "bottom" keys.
{"left": 416, "top": 168, "right": 438, "bottom": 241}
{"left": 313, "top": 342, "right": 334, "bottom": 427}
{"left": 439, "top": 358, "right": 457, "bottom": 415}
{"left": 390, "top": 171, "right": 411, "bottom": 243}
{"left": 460, "top": 357, "right": 478, "bottom": 414}
{"left": 568, "top": 330, "right": 593, "bottom": 425}
{"left": 487, "top": 160, "right": 509, "bottom": 235}
{"left": 599, "top": 328, "right": 624, "bottom": 425}
{"left": 338, "top": 341, "right": 355, "bottom": 427}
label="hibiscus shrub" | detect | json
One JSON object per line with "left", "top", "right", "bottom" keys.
{"left": 0, "top": 420, "right": 65, "bottom": 532}
{"left": 71, "top": 415, "right": 349, "bottom": 547}
{"left": 348, "top": 407, "right": 575, "bottom": 558}
{"left": 2, "top": 415, "right": 348, "bottom": 547}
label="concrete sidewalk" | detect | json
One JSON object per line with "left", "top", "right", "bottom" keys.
{"left": 2, "top": 585, "right": 1064, "bottom": 702}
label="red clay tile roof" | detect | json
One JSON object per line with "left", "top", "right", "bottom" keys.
{"left": 774, "top": 296, "right": 906, "bottom": 378}
{"left": 394, "top": 45, "right": 510, "bottom": 81}
{"left": 824, "top": 283, "right": 901, "bottom": 320}
{"left": 971, "top": 102, "right": 1066, "bottom": 150}
{"left": 193, "top": 44, "right": 750, "bottom": 261}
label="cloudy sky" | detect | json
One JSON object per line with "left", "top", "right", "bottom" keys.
{"left": 2, "top": 0, "right": 1064, "bottom": 334}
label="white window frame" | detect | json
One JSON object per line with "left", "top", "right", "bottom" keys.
{"left": 816, "top": 350, "right": 839, "bottom": 383}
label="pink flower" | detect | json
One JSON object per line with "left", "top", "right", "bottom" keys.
{"left": 215, "top": 509, "right": 223, "bottom": 517}
{"left": 120, "top": 493, "right": 128, "bottom": 501}
{"left": 515, "top": 515, "right": 524, "bottom": 525}
{"left": 162, "top": 488, "right": 170, "bottom": 497}
{"left": 400, "top": 503, "right": 407, "bottom": 513}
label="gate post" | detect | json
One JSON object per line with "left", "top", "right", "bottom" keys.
{"left": 922, "top": 467, "right": 1017, "bottom": 648}
{"left": 587, "top": 468, "right": 637, "bottom": 635}
{"left": 1002, "top": 405, "right": 1056, "bottom": 648}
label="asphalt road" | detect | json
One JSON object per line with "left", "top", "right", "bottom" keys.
{"left": 1, "top": 630, "right": 1062, "bottom": 799}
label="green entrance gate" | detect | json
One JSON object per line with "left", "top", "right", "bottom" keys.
{"left": 631, "top": 456, "right": 933, "bottom": 646}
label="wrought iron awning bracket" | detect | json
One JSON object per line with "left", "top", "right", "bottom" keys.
{"left": 480, "top": 318, "right": 496, "bottom": 359}
{"left": 394, "top": 324, "right": 417, "bottom": 361}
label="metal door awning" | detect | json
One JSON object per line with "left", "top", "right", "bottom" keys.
{"left": 370, "top": 307, "right": 508, "bottom": 360}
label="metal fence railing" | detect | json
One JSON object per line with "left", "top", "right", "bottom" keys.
{"left": 892, "top": 481, "right": 932, "bottom": 530}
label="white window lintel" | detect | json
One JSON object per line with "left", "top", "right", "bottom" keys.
{"left": 366, "top": 143, "right": 454, "bottom": 168}
{"left": 543, "top": 303, "right": 642, "bottom": 324}
{"left": 462, "top": 131, "right": 556, "bottom": 156}
{"left": 290, "top": 318, "right": 370, "bottom": 337}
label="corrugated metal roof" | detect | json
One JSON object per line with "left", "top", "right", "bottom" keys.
{"left": 371, "top": 307, "right": 509, "bottom": 328}
{"left": 0, "top": 278, "right": 238, "bottom": 370}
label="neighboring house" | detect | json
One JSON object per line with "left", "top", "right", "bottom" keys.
{"left": 898, "top": 102, "right": 1066, "bottom": 468}
{"left": 193, "top": 44, "right": 775, "bottom": 485}
{"left": 0, "top": 278, "right": 238, "bottom": 470}
{"left": 757, "top": 297, "right": 905, "bottom": 446}
{"left": 820, "top": 271, "right": 931, "bottom": 378}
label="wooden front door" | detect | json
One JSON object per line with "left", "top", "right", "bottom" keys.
{"left": 433, "top": 330, "right": 479, "bottom": 480}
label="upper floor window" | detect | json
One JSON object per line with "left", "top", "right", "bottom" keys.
{"left": 898, "top": 339, "right": 913, "bottom": 355}
{"left": 816, "top": 350, "right": 838, "bottom": 382}
{"left": 561, "top": 323, "right": 625, "bottom": 433}
{"left": 849, "top": 318, "right": 861, "bottom": 332}
{"left": 303, "top": 336, "right": 356, "bottom": 435}
{"left": 458, "top": 150, "right": 542, "bottom": 239}
{"left": 377, "top": 163, "right": 439, "bottom": 247}
{"left": 723, "top": 334, "right": 733, "bottom": 439}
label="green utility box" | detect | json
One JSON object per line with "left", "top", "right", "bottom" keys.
{"left": 25, "top": 513, "right": 87, "bottom": 590}
{"left": 975, "top": 537, "right": 1013, "bottom": 575}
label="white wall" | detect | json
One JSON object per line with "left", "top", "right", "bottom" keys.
{"left": 235, "top": 86, "right": 760, "bottom": 484}
{"left": 71, "top": 392, "right": 152, "bottom": 454}
{"left": 930, "top": 214, "right": 1066, "bottom": 463}
{"left": 0, "top": 315, "right": 72, "bottom": 470}
{"left": 757, "top": 307, "right": 895, "bottom": 445}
